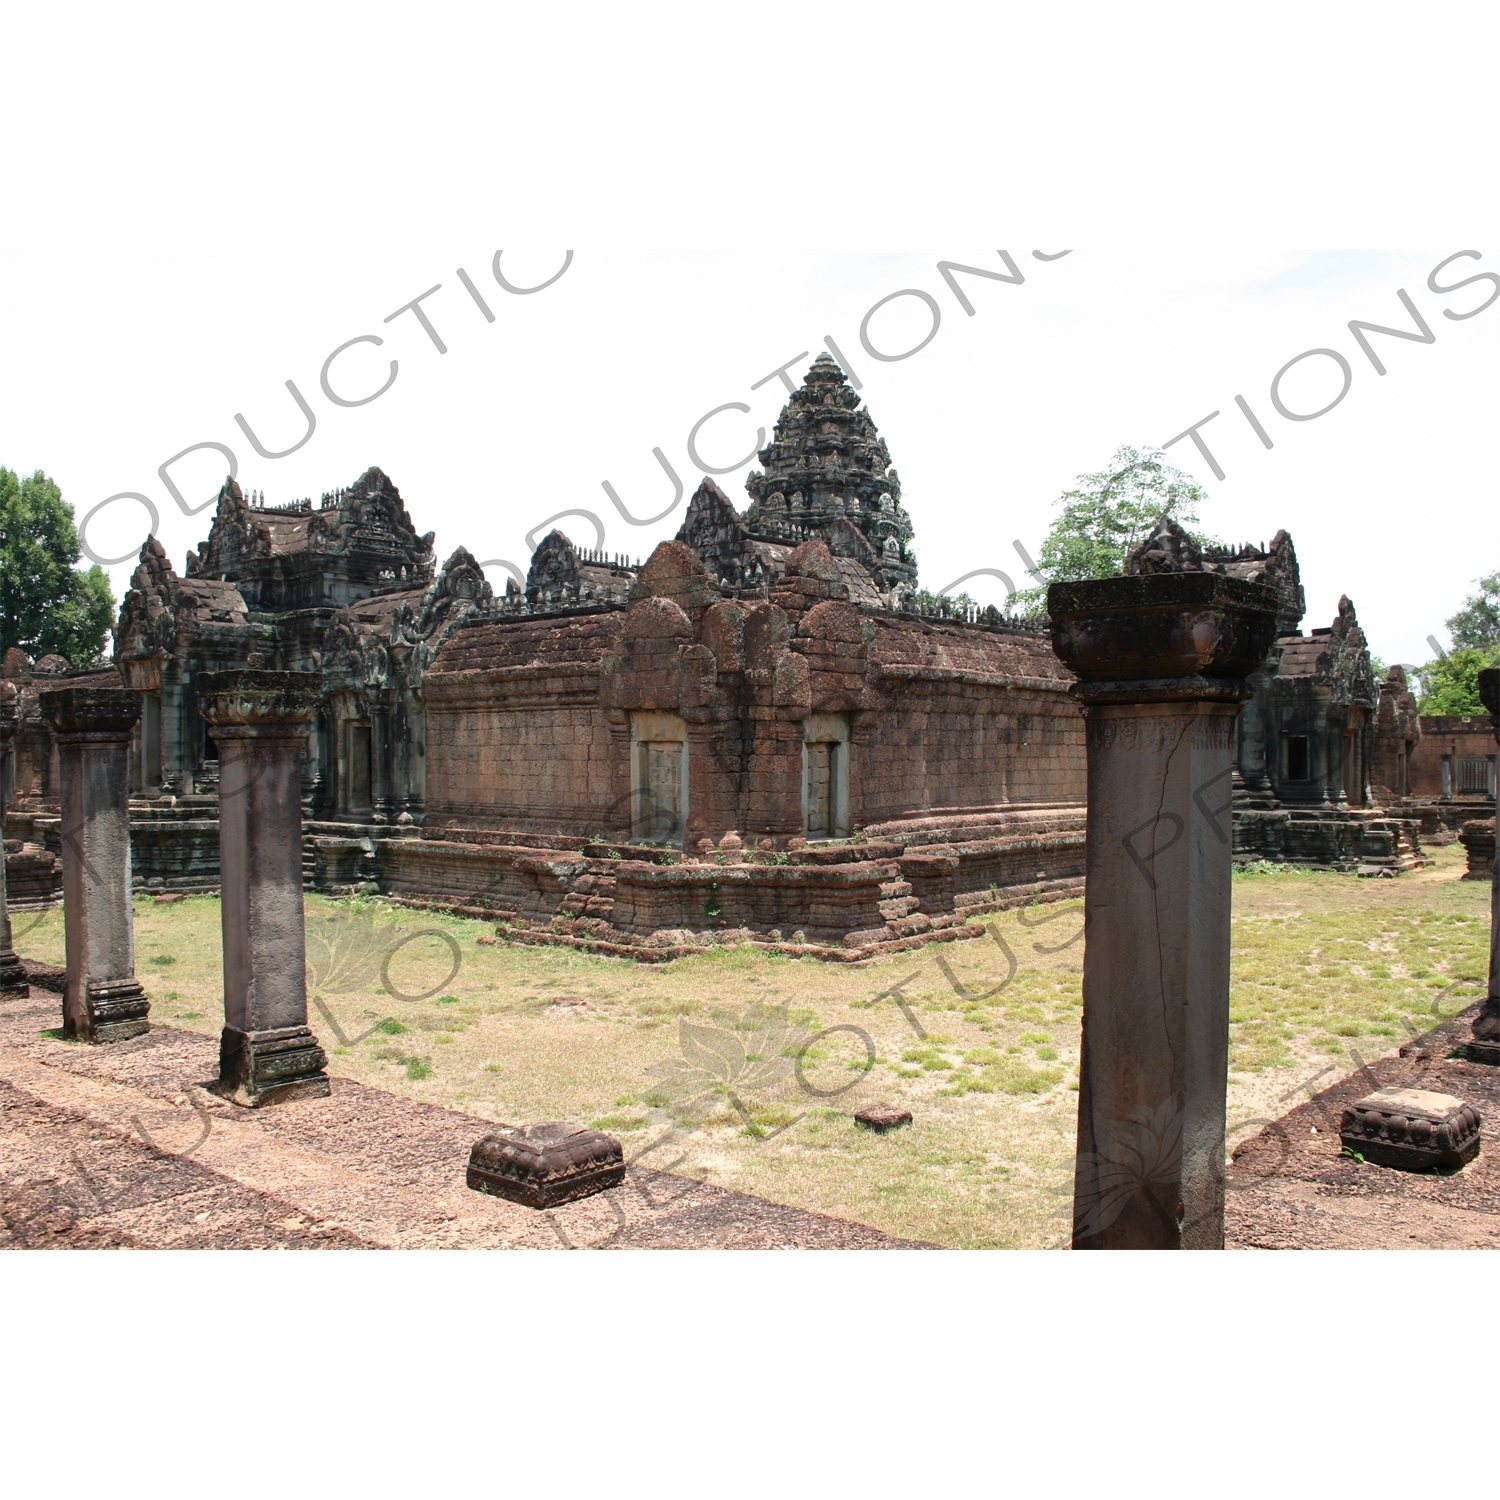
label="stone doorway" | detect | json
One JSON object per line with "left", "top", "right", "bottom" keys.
{"left": 630, "top": 711, "right": 687, "bottom": 843}
{"left": 131, "top": 693, "right": 162, "bottom": 792}
{"left": 805, "top": 742, "right": 838, "bottom": 836}
{"left": 344, "top": 722, "right": 372, "bottom": 814}
{"left": 803, "top": 712, "right": 850, "bottom": 839}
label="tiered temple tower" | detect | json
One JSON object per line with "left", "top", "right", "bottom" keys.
{"left": 741, "top": 353, "right": 916, "bottom": 593}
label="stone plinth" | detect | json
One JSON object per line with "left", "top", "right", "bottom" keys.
{"left": 1458, "top": 818, "right": 1495, "bottom": 881}
{"left": 199, "top": 670, "right": 329, "bottom": 1106}
{"left": 38, "top": 687, "right": 149, "bottom": 1040}
{"left": 1050, "top": 544, "right": 1278, "bottom": 1249}
{"left": 467, "top": 1122, "right": 625, "bottom": 1207}
{"left": 1340, "top": 1087, "right": 1482, "bottom": 1171}
{"left": 0, "top": 682, "right": 25, "bottom": 996}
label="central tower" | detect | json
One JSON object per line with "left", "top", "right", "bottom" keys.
{"left": 741, "top": 354, "right": 917, "bottom": 592}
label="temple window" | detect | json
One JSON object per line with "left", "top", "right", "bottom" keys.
{"left": 1455, "top": 755, "right": 1496, "bottom": 796}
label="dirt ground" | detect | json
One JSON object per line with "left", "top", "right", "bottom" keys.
{"left": 3, "top": 842, "right": 1492, "bottom": 1249}
{"left": 1228, "top": 1004, "right": 1500, "bottom": 1249}
{"left": 0, "top": 992, "right": 928, "bottom": 1250}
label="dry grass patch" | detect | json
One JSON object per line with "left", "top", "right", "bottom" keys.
{"left": 11, "top": 842, "right": 1488, "bottom": 1248}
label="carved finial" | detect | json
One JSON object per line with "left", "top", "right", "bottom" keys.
{"left": 1124, "top": 514, "right": 1206, "bottom": 577}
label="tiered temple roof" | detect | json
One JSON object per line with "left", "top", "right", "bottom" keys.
{"left": 742, "top": 352, "right": 916, "bottom": 592}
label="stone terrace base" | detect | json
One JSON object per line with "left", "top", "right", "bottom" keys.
{"left": 1234, "top": 804, "right": 1427, "bottom": 873}
{"left": 322, "top": 802, "right": 1088, "bottom": 964}
{"left": 0, "top": 995, "right": 930, "bottom": 1250}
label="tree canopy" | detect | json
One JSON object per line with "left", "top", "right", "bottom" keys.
{"left": 1011, "top": 445, "right": 1217, "bottom": 614}
{"left": 0, "top": 467, "right": 117, "bottom": 667}
{"left": 1416, "top": 646, "right": 1498, "bottom": 715}
{"left": 1445, "top": 572, "right": 1500, "bottom": 651}
{"left": 1413, "top": 573, "right": 1500, "bottom": 713}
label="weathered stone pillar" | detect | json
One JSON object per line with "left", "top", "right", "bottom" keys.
{"left": 371, "top": 702, "right": 392, "bottom": 824}
{"left": 198, "top": 670, "right": 329, "bottom": 1106}
{"left": 1050, "top": 533, "right": 1277, "bottom": 1249}
{"left": 1469, "top": 668, "right": 1500, "bottom": 1065}
{"left": 38, "top": 687, "right": 149, "bottom": 1041}
{"left": 0, "top": 681, "right": 27, "bottom": 997}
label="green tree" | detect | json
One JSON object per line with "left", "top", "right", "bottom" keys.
{"left": 0, "top": 467, "right": 117, "bottom": 667}
{"left": 1011, "top": 445, "right": 1217, "bottom": 614}
{"left": 1445, "top": 572, "right": 1500, "bottom": 650}
{"left": 1415, "top": 645, "right": 1500, "bottom": 715}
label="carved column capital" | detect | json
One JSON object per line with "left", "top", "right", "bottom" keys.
{"left": 197, "top": 670, "right": 322, "bottom": 737}
{"left": 39, "top": 687, "right": 143, "bottom": 742}
{"left": 1048, "top": 572, "right": 1279, "bottom": 705}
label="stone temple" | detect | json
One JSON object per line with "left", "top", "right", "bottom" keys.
{"left": 2, "top": 357, "right": 1493, "bottom": 954}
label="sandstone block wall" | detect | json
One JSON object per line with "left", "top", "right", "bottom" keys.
{"left": 1408, "top": 715, "right": 1498, "bottom": 801}
{"left": 609, "top": 859, "right": 891, "bottom": 943}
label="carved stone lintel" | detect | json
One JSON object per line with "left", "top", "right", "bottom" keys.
{"left": 216, "top": 1025, "right": 331, "bottom": 1107}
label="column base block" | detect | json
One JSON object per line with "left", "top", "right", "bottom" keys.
{"left": 1468, "top": 999, "right": 1500, "bottom": 1065}
{"left": 65, "top": 978, "right": 150, "bottom": 1042}
{"left": 0, "top": 949, "right": 27, "bottom": 998}
{"left": 216, "top": 1024, "right": 330, "bottom": 1108}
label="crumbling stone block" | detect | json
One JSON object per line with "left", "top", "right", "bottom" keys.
{"left": 855, "top": 1104, "right": 913, "bottom": 1132}
{"left": 467, "top": 1122, "right": 625, "bottom": 1207}
{"left": 1340, "top": 1087, "right": 1482, "bottom": 1172}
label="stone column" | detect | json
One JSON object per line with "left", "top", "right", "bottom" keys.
{"left": 371, "top": 702, "right": 392, "bottom": 824}
{"left": 198, "top": 670, "right": 329, "bottom": 1106}
{"left": 1469, "top": 668, "right": 1500, "bottom": 1065}
{"left": 0, "top": 681, "right": 27, "bottom": 997}
{"left": 38, "top": 687, "right": 149, "bottom": 1041}
{"left": 1050, "top": 559, "right": 1277, "bottom": 1249}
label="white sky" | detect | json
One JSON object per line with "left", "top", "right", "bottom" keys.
{"left": 2, "top": 6, "right": 1496, "bottom": 684}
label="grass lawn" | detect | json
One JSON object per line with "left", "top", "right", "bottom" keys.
{"left": 11, "top": 843, "right": 1489, "bottom": 1248}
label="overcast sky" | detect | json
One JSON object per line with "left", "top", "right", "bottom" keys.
{"left": 2, "top": 7, "right": 1495, "bottom": 679}
{"left": 4, "top": 244, "right": 1493, "bottom": 670}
